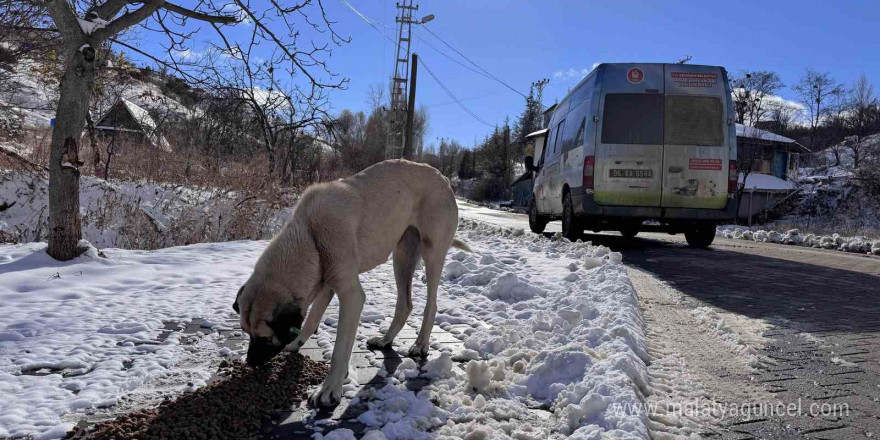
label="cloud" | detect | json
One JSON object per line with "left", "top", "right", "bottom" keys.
{"left": 171, "top": 49, "right": 201, "bottom": 60}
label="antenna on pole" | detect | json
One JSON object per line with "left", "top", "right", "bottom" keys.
{"left": 675, "top": 55, "right": 693, "bottom": 64}
{"left": 531, "top": 78, "right": 549, "bottom": 109}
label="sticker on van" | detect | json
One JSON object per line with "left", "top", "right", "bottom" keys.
{"left": 670, "top": 72, "right": 718, "bottom": 88}
{"left": 688, "top": 158, "right": 722, "bottom": 170}
{"left": 627, "top": 68, "right": 644, "bottom": 84}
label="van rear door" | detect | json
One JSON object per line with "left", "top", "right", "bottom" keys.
{"left": 594, "top": 64, "right": 665, "bottom": 207}
{"left": 660, "top": 66, "right": 730, "bottom": 209}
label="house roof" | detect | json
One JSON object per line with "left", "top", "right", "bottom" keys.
{"left": 736, "top": 123, "right": 809, "bottom": 153}
{"left": 95, "top": 99, "right": 172, "bottom": 152}
{"left": 525, "top": 128, "right": 549, "bottom": 139}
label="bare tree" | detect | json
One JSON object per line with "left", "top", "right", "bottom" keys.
{"left": 845, "top": 74, "right": 877, "bottom": 169}
{"left": 731, "top": 71, "right": 784, "bottom": 125}
{"left": 793, "top": 68, "right": 845, "bottom": 153}
{"left": 765, "top": 100, "right": 801, "bottom": 136}
{"left": 12, "top": 0, "right": 347, "bottom": 260}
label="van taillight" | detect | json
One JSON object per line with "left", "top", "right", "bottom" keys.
{"left": 728, "top": 160, "right": 737, "bottom": 192}
{"left": 583, "top": 156, "right": 595, "bottom": 189}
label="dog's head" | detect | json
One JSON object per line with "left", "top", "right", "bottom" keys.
{"left": 233, "top": 279, "right": 309, "bottom": 366}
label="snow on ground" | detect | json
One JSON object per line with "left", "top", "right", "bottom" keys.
{"left": 0, "top": 240, "right": 264, "bottom": 439}
{"left": 318, "top": 219, "right": 650, "bottom": 440}
{"left": 0, "top": 170, "right": 292, "bottom": 249}
{"left": 1, "top": 217, "right": 650, "bottom": 439}
{"left": 717, "top": 224, "right": 880, "bottom": 255}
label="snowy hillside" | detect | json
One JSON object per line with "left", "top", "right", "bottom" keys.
{"left": 0, "top": 219, "right": 651, "bottom": 440}
{"left": 1, "top": 58, "right": 193, "bottom": 129}
{"left": 0, "top": 170, "right": 293, "bottom": 249}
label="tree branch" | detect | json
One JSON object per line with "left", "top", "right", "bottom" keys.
{"left": 93, "top": 0, "right": 166, "bottom": 42}
{"left": 87, "top": 0, "right": 133, "bottom": 22}
{"left": 44, "top": 0, "right": 85, "bottom": 42}
{"left": 161, "top": 2, "right": 238, "bottom": 24}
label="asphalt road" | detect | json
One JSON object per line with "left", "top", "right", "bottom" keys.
{"left": 458, "top": 202, "right": 880, "bottom": 439}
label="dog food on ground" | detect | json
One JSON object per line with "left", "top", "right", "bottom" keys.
{"left": 66, "top": 353, "right": 327, "bottom": 440}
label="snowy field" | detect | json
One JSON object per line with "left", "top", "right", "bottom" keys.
{"left": 716, "top": 225, "right": 880, "bottom": 255}
{"left": 0, "top": 218, "right": 650, "bottom": 439}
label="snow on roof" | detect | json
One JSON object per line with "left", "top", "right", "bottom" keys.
{"left": 525, "top": 128, "right": 549, "bottom": 138}
{"left": 738, "top": 172, "right": 796, "bottom": 191}
{"left": 736, "top": 124, "right": 796, "bottom": 144}
{"left": 102, "top": 99, "right": 172, "bottom": 152}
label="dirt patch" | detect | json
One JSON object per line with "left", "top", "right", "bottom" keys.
{"left": 67, "top": 353, "right": 327, "bottom": 440}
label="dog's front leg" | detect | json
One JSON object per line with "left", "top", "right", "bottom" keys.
{"left": 310, "top": 279, "right": 364, "bottom": 408}
{"left": 290, "top": 287, "right": 333, "bottom": 352}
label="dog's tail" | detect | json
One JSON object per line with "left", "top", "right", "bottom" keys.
{"left": 451, "top": 237, "right": 473, "bottom": 253}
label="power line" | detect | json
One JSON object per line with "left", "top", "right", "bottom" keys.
{"left": 338, "top": 0, "right": 495, "bottom": 128}
{"left": 421, "top": 25, "right": 528, "bottom": 100}
{"left": 410, "top": 28, "right": 495, "bottom": 82}
{"left": 418, "top": 56, "right": 495, "bottom": 128}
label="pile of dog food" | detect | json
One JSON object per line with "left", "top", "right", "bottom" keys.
{"left": 67, "top": 353, "right": 327, "bottom": 440}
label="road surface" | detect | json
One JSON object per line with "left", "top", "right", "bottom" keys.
{"left": 458, "top": 200, "right": 880, "bottom": 439}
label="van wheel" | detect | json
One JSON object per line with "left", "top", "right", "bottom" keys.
{"left": 685, "top": 226, "right": 716, "bottom": 248}
{"left": 620, "top": 228, "right": 639, "bottom": 239}
{"left": 528, "top": 197, "right": 548, "bottom": 234}
{"left": 561, "top": 193, "right": 582, "bottom": 241}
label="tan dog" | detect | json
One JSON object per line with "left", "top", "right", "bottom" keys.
{"left": 233, "top": 159, "right": 470, "bottom": 407}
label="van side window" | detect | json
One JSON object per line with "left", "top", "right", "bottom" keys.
{"left": 553, "top": 120, "right": 566, "bottom": 155}
{"left": 601, "top": 94, "right": 663, "bottom": 145}
{"left": 574, "top": 118, "right": 587, "bottom": 148}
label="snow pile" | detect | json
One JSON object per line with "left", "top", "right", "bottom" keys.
{"left": 0, "top": 240, "right": 266, "bottom": 439}
{"left": 0, "top": 170, "right": 293, "bottom": 249}
{"left": 344, "top": 219, "right": 651, "bottom": 440}
{"left": 690, "top": 307, "right": 769, "bottom": 370}
{"left": 717, "top": 225, "right": 880, "bottom": 255}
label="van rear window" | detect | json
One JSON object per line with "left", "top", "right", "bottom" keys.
{"left": 601, "top": 94, "right": 664, "bottom": 145}
{"left": 665, "top": 95, "right": 723, "bottom": 146}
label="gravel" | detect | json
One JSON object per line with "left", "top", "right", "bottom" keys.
{"left": 66, "top": 353, "right": 327, "bottom": 440}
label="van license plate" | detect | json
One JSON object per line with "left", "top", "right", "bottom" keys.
{"left": 610, "top": 169, "right": 653, "bottom": 178}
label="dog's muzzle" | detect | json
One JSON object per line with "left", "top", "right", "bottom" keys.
{"left": 245, "top": 327, "right": 301, "bottom": 366}
{"left": 246, "top": 336, "right": 283, "bottom": 366}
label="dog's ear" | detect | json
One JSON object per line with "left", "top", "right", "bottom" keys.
{"left": 269, "top": 303, "right": 304, "bottom": 344}
{"left": 233, "top": 285, "right": 244, "bottom": 313}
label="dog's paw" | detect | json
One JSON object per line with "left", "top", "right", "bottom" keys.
{"left": 407, "top": 343, "right": 429, "bottom": 358}
{"left": 288, "top": 338, "right": 305, "bottom": 353}
{"left": 366, "top": 336, "right": 392, "bottom": 349}
{"left": 309, "top": 384, "right": 342, "bottom": 408}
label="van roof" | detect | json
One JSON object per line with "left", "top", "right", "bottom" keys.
{"left": 555, "top": 62, "right": 728, "bottom": 116}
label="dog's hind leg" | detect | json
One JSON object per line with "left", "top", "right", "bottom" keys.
{"left": 409, "top": 243, "right": 445, "bottom": 357}
{"left": 367, "top": 226, "right": 421, "bottom": 349}
{"left": 290, "top": 287, "right": 333, "bottom": 352}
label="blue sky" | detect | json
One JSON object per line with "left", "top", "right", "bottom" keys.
{"left": 139, "top": 1, "right": 880, "bottom": 149}
{"left": 317, "top": 0, "right": 879, "bottom": 148}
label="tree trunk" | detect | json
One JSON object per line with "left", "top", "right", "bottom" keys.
{"left": 47, "top": 45, "right": 96, "bottom": 260}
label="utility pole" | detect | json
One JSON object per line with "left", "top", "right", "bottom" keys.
{"left": 403, "top": 53, "right": 418, "bottom": 159}
{"left": 386, "top": 0, "right": 418, "bottom": 159}
{"left": 532, "top": 78, "right": 549, "bottom": 126}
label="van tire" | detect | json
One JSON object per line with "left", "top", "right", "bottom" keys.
{"left": 620, "top": 228, "right": 639, "bottom": 239}
{"left": 561, "top": 193, "right": 582, "bottom": 241}
{"left": 528, "top": 197, "right": 548, "bottom": 234}
{"left": 685, "top": 227, "right": 716, "bottom": 248}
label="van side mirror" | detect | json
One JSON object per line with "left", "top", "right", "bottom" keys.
{"left": 525, "top": 156, "right": 536, "bottom": 172}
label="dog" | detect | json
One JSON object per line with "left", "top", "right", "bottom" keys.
{"left": 233, "top": 159, "right": 471, "bottom": 407}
